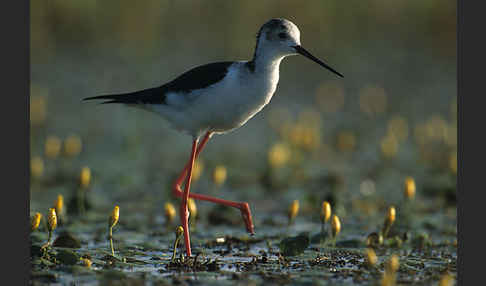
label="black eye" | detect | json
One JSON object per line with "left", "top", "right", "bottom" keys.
{"left": 278, "top": 32, "right": 287, "bottom": 39}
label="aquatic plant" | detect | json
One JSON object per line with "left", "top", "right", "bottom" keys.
{"left": 172, "top": 226, "right": 184, "bottom": 263}
{"left": 331, "top": 215, "right": 341, "bottom": 246}
{"left": 108, "top": 205, "right": 120, "bottom": 256}
{"left": 31, "top": 212, "right": 42, "bottom": 232}
{"left": 382, "top": 206, "right": 396, "bottom": 238}
{"left": 164, "top": 202, "right": 176, "bottom": 224}
{"left": 46, "top": 208, "right": 57, "bottom": 246}
{"left": 287, "top": 200, "right": 299, "bottom": 225}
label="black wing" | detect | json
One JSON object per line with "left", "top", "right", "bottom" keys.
{"left": 162, "top": 61, "right": 233, "bottom": 93}
{"left": 83, "top": 61, "right": 234, "bottom": 104}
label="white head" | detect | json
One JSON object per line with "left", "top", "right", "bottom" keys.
{"left": 252, "top": 18, "right": 343, "bottom": 77}
{"left": 254, "top": 18, "right": 301, "bottom": 57}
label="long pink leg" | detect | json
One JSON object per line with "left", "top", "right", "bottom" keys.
{"left": 174, "top": 132, "right": 255, "bottom": 256}
{"left": 179, "top": 138, "right": 198, "bottom": 257}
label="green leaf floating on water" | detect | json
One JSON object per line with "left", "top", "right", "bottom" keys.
{"left": 279, "top": 233, "right": 310, "bottom": 256}
{"left": 56, "top": 249, "right": 79, "bottom": 265}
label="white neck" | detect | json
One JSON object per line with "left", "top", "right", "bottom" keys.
{"left": 250, "top": 43, "right": 287, "bottom": 76}
{"left": 254, "top": 52, "right": 284, "bottom": 74}
{"left": 248, "top": 36, "right": 288, "bottom": 74}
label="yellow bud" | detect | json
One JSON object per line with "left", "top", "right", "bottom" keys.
{"left": 31, "top": 213, "right": 42, "bottom": 231}
{"left": 380, "top": 134, "right": 399, "bottom": 158}
{"left": 382, "top": 206, "right": 396, "bottom": 238}
{"left": 289, "top": 124, "right": 305, "bottom": 147}
{"left": 164, "top": 202, "right": 176, "bottom": 223}
{"left": 268, "top": 142, "right": 291, "bottom": 168}
{"left": 320, "top": 201, "right": 331, "bottom": 223}
{"left": 404, "top": 177, "right": 416, "bottom": 200}
{"left": 212, "top": 165, "right": 227, "bottom": 186}
{"left": 300, "top": 126, "right": 320, "bottom": 151}
{"left": 54, "top": 194, "right": 64, "bottom": 217}
{"left": 386, "top": 206, "right": 396, "bottom": 225}
{"left": 386, "top": 254, "right": 399, "bottom": 273}
{"left": 331, "top": 215, "right": 341, "bottom": 237}
{"left": 80, "top": 167, "right": 91, "bottom": 188}
{"left": 380, "top": 271, "right": 395, "bottom": 286}
{"left": 188, "top": 198, "right": 197, "bottom": 219}
{"left": 63, "top": 135, "right": 82, "bottom": 157}
{"left": 438, "top": 273, "right": 454, "bottom": 286}
{"left": 31, "top": 157, "right": 44, "bottom": 179}
{"left": 192, "top": 160, "right": 204, "bottom": 182}
{"left": 109, "top": 206, "right": 120, "bottom": 228}
{"left": 288, "top": 200, "right": 299, "bottom": 222}
{"left": 47, "top": 208, "right": 57, "bottom": 232}
{"left": 45, "top": 136, "right": 61, "bottom": 159}
{"left": 365, "top": 248, "right": 377, "bottom": 266}
{"left": 176, "top": 226, "right": 184, "bottom": 237}
{"left": 81, "top": 257, "right": 92, "bottom": 268}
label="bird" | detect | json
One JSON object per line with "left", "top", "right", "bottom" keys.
{"left": 83, "top": 18, "right": 343, "bottom": 257}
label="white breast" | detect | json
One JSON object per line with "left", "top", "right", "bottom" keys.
{"left": 201, "top": 62, "right": 280, "bottom": 134}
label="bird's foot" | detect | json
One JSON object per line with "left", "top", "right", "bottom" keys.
{"left": 239, "top": 202, "right": 255, "bottom": 235}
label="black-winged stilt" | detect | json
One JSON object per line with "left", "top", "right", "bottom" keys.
{"left": 84, "top": 18, "right": 343, "bottom": 257}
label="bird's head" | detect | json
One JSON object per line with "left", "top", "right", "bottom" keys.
{"left": 256, "top": 18, "right": 302, "bottom": 56}
{"left": 254, "top": 18, "right": 343, "bottom": 77}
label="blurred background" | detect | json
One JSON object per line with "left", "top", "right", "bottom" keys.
{"left": 30, "top": 0, "right": 456, "bottom": 229}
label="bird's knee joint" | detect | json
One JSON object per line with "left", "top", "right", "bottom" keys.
{"left": 241, "top": 202, "right": 250, "bottom": 210}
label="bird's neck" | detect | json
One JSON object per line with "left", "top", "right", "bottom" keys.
{"left": 247, "top": 49, "right": 284, "bottom": 75}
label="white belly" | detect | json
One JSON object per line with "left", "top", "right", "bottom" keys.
{"left": 151, "top": 62, "right": 280, "bottom": 137}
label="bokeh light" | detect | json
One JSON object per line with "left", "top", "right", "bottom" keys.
{"left": 315, "top": 81, "right": 345, "bottom": 113}
{"left": 359, "top": 85, "right": 387, "bottom": 117}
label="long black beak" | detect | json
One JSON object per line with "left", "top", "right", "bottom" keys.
{"left": 293, "top": 45, "right": 343, "bottom": 78}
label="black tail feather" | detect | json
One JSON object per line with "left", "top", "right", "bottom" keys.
{"left": 83, "top": 87, "right": 166, "bottom": 105}
{"left": 82, "top": 94, "right": 126, "bottom": 105}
